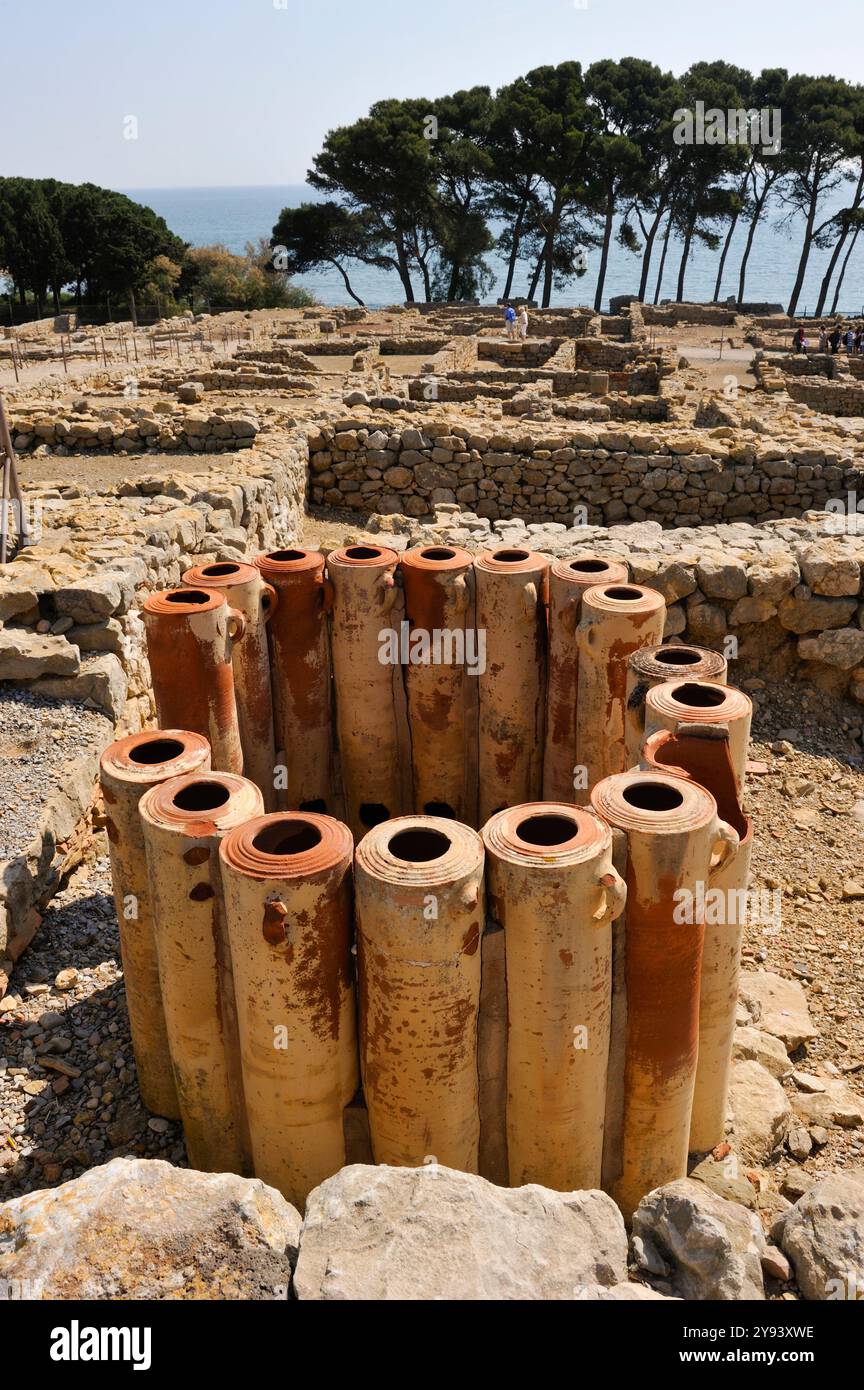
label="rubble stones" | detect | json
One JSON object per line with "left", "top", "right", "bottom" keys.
{"left": 0, "top": 631, "right": 80, "bottom": 680}
{"left": 631, "top": 1179, "right": 767, "bottom": 1300}
{"left": 791, "top": 1077, "right": 864, "bottom": 1130}
{"left": 733, "top": 1026, "right": 793, "bottom": 1080}
{"left": 799, "top": 628, "right": 864, "bottom": 669}
{"left": 729, "top": 1060, "right": 792, "bottom": 1164}
{"left": 737, "top": 971, "right": 818, "bottom": 1050}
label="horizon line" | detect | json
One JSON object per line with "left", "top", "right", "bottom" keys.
{"left": 117, "top": 182, "right": 313, "bottom": 192}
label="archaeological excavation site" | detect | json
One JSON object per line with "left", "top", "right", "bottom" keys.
{"left": 1, "top": 297, "right": 863, "bottom": 1306}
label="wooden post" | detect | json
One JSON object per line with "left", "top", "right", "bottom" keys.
{"left": 0, "top": 434, "right": 9, "bottom": 565}
{"left": 0, "top": 390, "right": 31, "bottom": 562}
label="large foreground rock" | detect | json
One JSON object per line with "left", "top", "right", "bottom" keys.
{"left": 294, "top": 1163, "right": 628, "bottom": 1300}
{"left": 775, "top": 1171, "right": 864, "bottom": 1301}
{"left": 632, "top": 1179, "right": 767, "bottom": 1300}
{"left": 0, "top": 1158, "right": 300, "bottom": 1299}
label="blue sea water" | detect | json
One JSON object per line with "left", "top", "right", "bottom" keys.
{"left": 122, "top": 183, "right": 864, "bottom": 315}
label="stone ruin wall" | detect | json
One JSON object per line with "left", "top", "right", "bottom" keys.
{"left": 308, "top": 417, "right": 864, "bottom": 530}
{"left": 0, "top": 428, "right": 308, "bottom": 974}
{"left": 8, "top": 404, "right": 261, "bottom": 455}
{"left": 2, "top": 432, "right": 308, "bottom": 731}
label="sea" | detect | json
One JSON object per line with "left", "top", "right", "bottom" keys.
{"left": 122, "top": 183, "right": 864, "bottom": 315}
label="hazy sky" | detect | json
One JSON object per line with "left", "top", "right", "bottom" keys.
{"left": 7, "top": 0, "right": 864, "bottom": 189}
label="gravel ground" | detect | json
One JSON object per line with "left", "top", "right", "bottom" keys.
{"left": 0, "top": 683, "right": 861, "bottom": 1205}
{"left": 0, "top": 847, "right": 184, "bottom": 1199}
{"left": 0, "top": 691, "right": 110, "bottom": 860}
{"left": 741, "top": 681, "right": 864, "bottom": 1194}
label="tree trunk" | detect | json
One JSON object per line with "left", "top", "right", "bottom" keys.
{"left": 502, "top": 193, "right": 529, "bottom": 299}
{"left": 593, "top": 186, "right": 616, "bottom": 313}
{"left": 653, "top": 212, "right": 674, "bottom": 304}
{"left": 418, "top": 253, "right": 432, "bottom": 302}
{"left": 676, "top": 214, "right": 696, "bottom": 302}
{"left": 541, "top": 194, "right": 564, "bottom": 308}
{"left": 395, "top": 233, "right": 415, "bottom": 303}
{"left": 787, "top": 172, "right": 821, "bottom": 317}
{"left": 526, "top": 248, "right": 544, "bottom": 303}
{"left": 815, "top": 224, "right": 850, "bottom": 319}
{"left": 541, "top": 231, "right": 555, "bottom": 307}
{"left": 830, "top": 224, "right": 861, "bottom": 314}
{"left": 637, "top": 202, "right": 666, "bottom": 302}
{"left": 713, "top": 208, "right": 741, "bottom": 302}
{"left": 736, "top": 190, "right": 769, "bottom": 305}
{"left": 332, "top": 261, "right": 364, "bottom": 306}
{"left": 815, "top": 166, "right": 864, "bottom": 316}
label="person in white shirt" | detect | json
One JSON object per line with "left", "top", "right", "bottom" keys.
{"left": 517, "top": 305, "right": 529, "bottom": 340}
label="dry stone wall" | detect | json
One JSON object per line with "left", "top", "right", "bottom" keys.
{"left": 0, "top": 424, "right": 307, "bottom": 981}
{"left": 785, "top": 378, "right": 864, "bottom": 417}
{"left": 308, "top": 417, "right": 864, "bottom": 528}
{"left": 10, "top": 404, "right": 261, "bottom": 454}
{"left": 1, "top": 432, "right": 307, "bottom": 729}
{"left": 365, "top": 506, "right": 864, "bottom": 705}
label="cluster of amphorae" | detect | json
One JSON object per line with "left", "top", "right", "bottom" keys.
{"left": 105, "top": 543, "right": 755, "bottom": 1218}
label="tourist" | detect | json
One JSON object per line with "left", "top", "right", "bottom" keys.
{"left": 829, "top": 326, "right": 842, "bottom": 354}
{"left": 503, "top": 302, "right": 517, "bottom": 341}
{"left": 818, "top": 327, "right": 828, "bottom": 353}
{"left": 855, "top": 327, "right": 864, "bottom": 355}
{"left": 793, "top": 327, "right": 806, "bottom": 354}
{"left": 517, "top": 304, "right": 529, "bottom": 340}
{"left": 845, "top": 326, "right": 856, "bottom": 352}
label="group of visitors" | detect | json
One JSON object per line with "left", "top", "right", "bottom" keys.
{"left": 793, "top": 324, "right": 864, "bottom": 355}
{"left": 503, "top": 301, "right": 529, "bottom": 341}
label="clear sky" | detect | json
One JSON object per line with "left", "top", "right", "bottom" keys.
{"left": 6, "top": 0, "right": 864, "bottom": 189}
